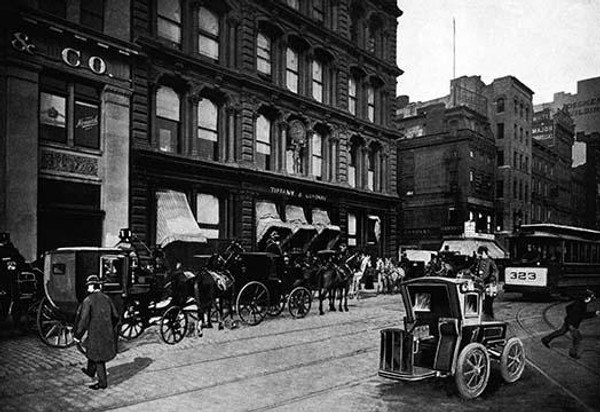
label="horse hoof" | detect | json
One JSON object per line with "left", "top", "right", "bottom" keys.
{"left": 205, "top": 323, "right": 213, "bottom": 329}
{"left": 319, "top": 311, "right": 325, "bottom": 316}
{"left": 345, "top": 308, "right": 349, "bottom": 312}
{"left": 218, "top": 324, "right": 224, "bottom": 331}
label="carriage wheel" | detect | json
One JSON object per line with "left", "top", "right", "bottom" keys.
{"left": 37, "top": 297, "right": 75, "bottom": 348}
{"left": 287, "top": 287, "right": 312, "bottom": 319}
{"left": 159, "top": 306, "right": 188, "bottom": 345}
{"left": 454, "top": 343, "right": 490, "bottom": 399}
{"left": 25, "top": 299, "right": 41, "bottom": 333}
{"left": 500, "top": 337, "right": 526, "bottom": 383}
{"left": 267, "top": 294, "right": 286, "bottom": 317}
{"left": 119, "top": 300, "right": 144, "bottom": 340}
{"left": 236, "top": 281, "right": 269, "bottom": 326}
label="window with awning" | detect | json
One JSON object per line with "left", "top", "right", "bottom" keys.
{"left": 255, "top": 201, "right": 293, "bottom": 244}
{"left": 311, "top": 208, "right": 340, "bottom": 250}
{"left": 156, "top": 190, "right": 207, "bottom": 247}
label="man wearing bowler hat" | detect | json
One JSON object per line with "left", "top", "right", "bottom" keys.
{"left": 74, "top": 274, "right": 120, "bottom": 390}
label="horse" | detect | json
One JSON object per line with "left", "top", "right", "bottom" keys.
{"left": 311, "top": 252, "right": 352, "bottom": 315}
{"left": 376, "top": 258, "right": 405, "bottom": 294}
{"left": 349, "top": 253, "right": 371, "bottom": 299}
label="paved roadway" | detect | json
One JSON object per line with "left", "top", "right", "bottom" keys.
{"left": 0, "top": 290, "right": 599, "bottom": 412}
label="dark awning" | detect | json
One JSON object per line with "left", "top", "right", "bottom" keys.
{"left": 156, "top": 190, "right": 208, "bottom": 248}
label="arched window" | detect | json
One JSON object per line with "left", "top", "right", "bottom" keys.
{"left": 286, "top": 47, "right": 299, "bottom": 93}
{"left": 257, "top": 32, "right": 272, "bottom": 75}
{"left": 198, "top": 6, "right": 219, "bottom": 60}
{"left": 496, "top": 98, "right": 505, "bottom": 113}
{"left": 156, "top": 86, "right": 180, "bottom": 153}
{"left": 157, "top": 0, "right": 182, "bottom": 45}
{"left": 367, "top": 86, "right": 375, "bottom": 122}
{"left": 256, "top": 114, "right": 272, "bottom": 170}
{"left": 197, "top": 98, "right": 219, "bottom": 160}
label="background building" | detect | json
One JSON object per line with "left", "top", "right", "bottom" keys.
{"left": 129, "top": 0, "right": 403, "bottom": 256}
{"left": 0, "top": 0, "right": 135, "bottom": 259}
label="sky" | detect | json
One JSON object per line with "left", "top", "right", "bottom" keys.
{"left": 396, "top": 0, "right": 600, "bottom": 105}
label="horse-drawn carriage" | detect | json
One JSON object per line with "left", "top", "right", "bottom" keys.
{"left": 379, "top": 276, "right": 525, "bottom": 399}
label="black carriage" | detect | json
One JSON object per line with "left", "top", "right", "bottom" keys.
{"left": 379, "top": 277, "right": 525, "bottom": 399}
{"left": 37, "top": 247, "right": 133, "bottom": 347}
{"left": 0, "top": 234, "right": 43, "bottom": 330}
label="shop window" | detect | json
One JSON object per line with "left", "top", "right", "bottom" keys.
{"left": 348, "top": 213, "right": 357, "bottom": 246}
{"left": 312, "top": 60, "right": 323, "bottom": 102}
{"left": 348, "top": 77, "right": 357, "bottom": 115}
{"left": 197, "top": 98, "right": 219, "bottom": 161}
{"left": 198, "top": 6, "right": 219, "bottom": 60}
{"left": 257, "top": 32, "right": 272, "bottom": 76}
{"left": 40, "top": 76, "right": 101, "bottom": 150}
{"left": 286, "top": 48, "right": 299, "bottom": 93}
{"left": 157, "top": 0, "right": 182, "bottom": 46}
{"left": 196, "top": 193, "right": 220, "bottom": 239}
{"left": 156, "top": 86, "right": 180, "bottom": 153}
{"left": 256, "top": 114, "right": 272, "bottom": 170}
{"left": 39, "top": 0, "right": 67, "bottom": 18}
{"left": 81, "top": 0, "right": 105, "bottom": 32}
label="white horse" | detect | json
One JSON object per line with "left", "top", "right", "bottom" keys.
{"left": 376, "top": 258, "right": 405, "bottom": 294}
{"left": 349, "top": 254, "right": 371, "bottom": 299}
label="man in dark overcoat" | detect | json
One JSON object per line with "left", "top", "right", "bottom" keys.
{"left": 74, "top": 275, "right": 120, "bottom": 390}
{"left": 472, "top": 246, "right": 499, "bottom": 320}
{"left": 542, "top": 289, "right": 599, "bottom": 359}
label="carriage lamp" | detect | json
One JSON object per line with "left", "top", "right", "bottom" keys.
{"left": 6, "top": 259, "right": 16, "bottom": 271}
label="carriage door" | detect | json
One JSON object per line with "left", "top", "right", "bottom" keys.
{"left": 38, "top": 179, "right": 104, "bottom": 253}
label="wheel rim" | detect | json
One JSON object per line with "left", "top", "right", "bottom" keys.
{"left": 267, "top": 295, "right": 285, "bottom": 316}
{"left": 507, "top": 343, "right": 524, "bottom": 375}
{"left": 37, "top": 298, "right": 74, "bottom": 348}
{"left": 160, "top": 307, "right": 187, "bottom": 344}
{"left": 120, "top": 302, "right": 144, "bottom": 340}
{"left": 237, "top": 282, "right": 269, "bottom": 325}
{"left": 463, "top": 348, "right": 487, "bottom": 391}
{"left": 288, "top": 288, "right": 312, "bottom": 318}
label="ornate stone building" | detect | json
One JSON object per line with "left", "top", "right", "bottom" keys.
{"left": 129, "top": 0, "right": 403, "bottom": 255}
{"left": 1, "top": 0, "right": 135, "bottom": 259}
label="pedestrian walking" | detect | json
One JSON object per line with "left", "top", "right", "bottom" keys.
{"left": 541, "top": 289, "right": 599, "bottom": 359}
{"left": 74, "top": 275, "right": 120, "bottom": 390}
{"left": 471, "top": 246, "right": 499, "bottom": 320}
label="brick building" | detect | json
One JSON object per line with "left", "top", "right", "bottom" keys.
{"left": 531, "top": 107, "right": 575, "bottom": 225}
{"left": 395, "top": 104, "right": 496, "bottom": 250}
{"left": 128, "top": 0, "right": 403, "bottom": 256}
{"left": 1, "top": 0, "right": 136, "bottom": 259}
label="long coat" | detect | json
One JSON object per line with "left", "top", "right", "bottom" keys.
{"left": 75, "top": 291, "right": 119, "bottom": 362}
{"left": 472, "top": 257, "right": 499, "bottom": 284}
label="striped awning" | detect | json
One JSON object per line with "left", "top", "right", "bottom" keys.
{"left": 255, "top": 201, "right": 294, "bottom": 244}
{"left": 285, "top": 205, "right": 318, "bottom": 250}
{"left": 310, "top": 208, "right": 341, "bottom": 250}
{"left": 156, "top": 190, "right": 207, "bottom": 247}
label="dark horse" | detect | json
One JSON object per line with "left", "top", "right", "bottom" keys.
{"left": 311, "top": 252, "right": 352, "bottom": 315}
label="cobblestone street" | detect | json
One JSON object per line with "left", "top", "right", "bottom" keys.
{"left": 0, "top": 292, "right": 599, "bottom": 411}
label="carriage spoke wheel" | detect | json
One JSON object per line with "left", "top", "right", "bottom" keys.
{"left": 500, "top": 337, "right": 526, "bottom": 383}
{"left": 455, "top": 343, "right": 490, "bottom": 399}
{"left": 287, "top": 287, "right": 312, "bottom": 319}
{"left": 119, "top": 300, "right": 144, "bottom": 340}
{"left": 267, "top": 294, "right": 286, "bottom": 317}
{"left": 236, "top": 281, "right": 269, "bottom": 326}
{"left": 37, "top": 297, "right": 75, "bottom": 348}
{"left": 159, "top": 306, "right": 188, "bottom": 345}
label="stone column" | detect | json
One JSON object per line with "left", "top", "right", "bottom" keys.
{"left": 1, "top": 63, "right": 40, "bottom": 260}
{"left": 102, "top": 85, "right": 131, "bottom": 247}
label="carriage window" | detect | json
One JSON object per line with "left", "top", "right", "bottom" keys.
{"left": 465, "top": 294, "right": 478, "bottom": 317}
{"left": 52, "top": 263, "right": 66, "bottom": 276}
{"left": 101, "top": 256, "right": 123, "bottom": 285}
{"left": 413, "top": 293, "right": 431, "bottom": 312}
{"left": 408, "top": 285, "right": 451, "bottom": 318}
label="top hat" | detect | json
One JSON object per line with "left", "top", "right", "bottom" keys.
{"left": 85, "top": 275, "right": 102, "bottom": 286}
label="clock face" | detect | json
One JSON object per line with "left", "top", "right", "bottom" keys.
{"left": 289, "top": 120, "right": 306, "bottom": 145}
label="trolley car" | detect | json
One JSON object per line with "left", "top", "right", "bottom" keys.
{"left": 379, "top": 277, "right": 525, "bottom": 399}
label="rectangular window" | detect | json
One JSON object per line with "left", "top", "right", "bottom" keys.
{"left": 497, "top": 150, "right": 504, "bottom": 166}
{"left": 348, "top": 78, "right": 357, "bottom": 115}
{"left": 196, "top": 193, "right": 220, "bottom": 239}
{"left": 257, "top": 33, "right": 272, "bottom": 75}
{"left": 312, "top": 60, "right": 323, "bottom": 102}
{"left": 158, "top": 0, "right": 182, "bottom": 45}
{"left": 513, "top": 151, "right": 517, "bottom": 168}
{"left": 40, "top": 92, "right": 68, "bottom": 144}
{"left": 496, "top": 180, "right": 504, "bottom": 198}
{"left": 74, "top": 101, "right": 100, "bottom": 149}
{"left": 256, "top": 115, "right": 271, "bottom": 170}
{"left": 197, "top": 99, "right": 219, "bottom": 160}
{"left": 496, "top": 122, "right": 504, "bottom": 139}
{"left": 311, "top": 133, "right": 322, "bottom": 179}
{"left": 348, "top": 213, "right": 357, "bottom": 246}
{"left": 286, "top": 48, "right": 299, "bottom": 93}
{"left": 156, "top": 86, "right": 180, "bottom": 153}
{"left": 367, "top": 87, "right": 375, "bottom": 122}
{"left": 198, "top": 7, "right": 219, "bottom": 60}
{"left": 367, "top": 215, "right": 380, "bottom": 245}
{"left": 81, "top": 0, "right": 104, "bottom": 32}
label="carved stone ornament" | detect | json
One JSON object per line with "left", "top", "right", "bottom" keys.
{"left": 41, "top": 150, "right": 99, "bottom": 177}
{"left": 288, "top": 120, "right": 306, "bottom": 147}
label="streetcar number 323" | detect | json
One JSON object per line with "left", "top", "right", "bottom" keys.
{"left": 508, "top": 272, "right": 537, "bottom": 281}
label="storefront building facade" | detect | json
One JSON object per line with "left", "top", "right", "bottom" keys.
{"left": 1, "top": 1, "right": 135, "bottom": 259}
